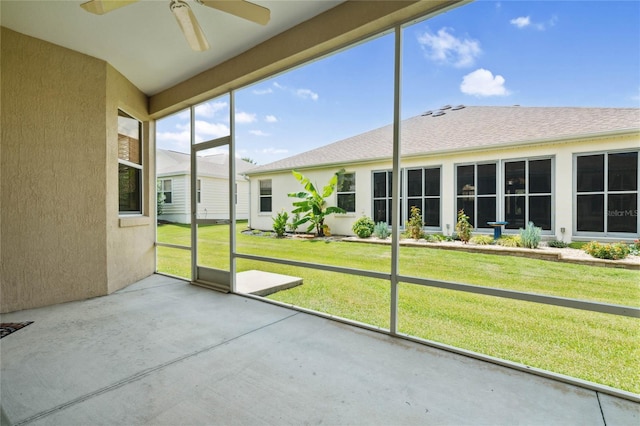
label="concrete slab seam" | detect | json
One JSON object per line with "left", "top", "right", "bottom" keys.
{"left": 596, "top": 392, "right": 607, "bottom": 426}
{"left": 11, "top": 311, "right": 301, "bottom": 426}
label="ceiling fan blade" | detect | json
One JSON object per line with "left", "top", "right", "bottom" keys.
{"left": 198, "top": 0, "right": 270, "bottom": 25}
{"left": 80, "top": 0, "right": 139, "bottom": 15}
{"left": 170, "top": 0, "right": 210, "bottom": 51}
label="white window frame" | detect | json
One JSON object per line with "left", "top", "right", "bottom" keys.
{"left": 158, "top": 178, "right": 173, "bottom": 205}
{"left": 503, "top": 156, "right": 554, "bottom": 232}
{"left": 259, "top": 179, "right": 272, "bottom": 213}
{"left": 118, "top": 109, "right": 143, "bottom": 215}
{"left": 454, "top": 162, "right": 498, "bottom": 229}
{"left": 574, "top": 149, "right": 639, "bottom": 237}
{"left": 405, "top": 166, "right": 442, "bottom": 230}
{"left": 337, "top": 172, "right": 356, "bottom": 213}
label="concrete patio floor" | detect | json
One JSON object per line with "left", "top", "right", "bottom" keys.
{"left": 1, "top": 274, "right": 638, "bottom": 425}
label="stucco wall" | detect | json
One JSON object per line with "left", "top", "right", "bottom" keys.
{"left": 1, "top": 28, "right": 108, "bottom": 312}
{"left": 248, "top": 135, "right": 639, "bottom": 240}
{"left": 1, "top": 28, "right": 154, "bottom": 312}
{"left": 106, "top": 65, "right": 154, "bottom": 294}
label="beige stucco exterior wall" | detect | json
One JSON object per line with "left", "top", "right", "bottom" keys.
{"left": 247, "top": 134, "right": 639, "bottom": 241}
{"left": 105, "top": 65, "right": 154, "bottom": 294}
{"left": 1, "top": 28, "right": 108, "bottom": 312}
{"left": 1, "top": 28, "right": 154, "bottom": 312}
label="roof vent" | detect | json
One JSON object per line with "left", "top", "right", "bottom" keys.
{"left": 440, "top": 105, "right": 452, "bottom": 110}
{"left": 432, "top": 110, "right": 446, "bottom": 117}
{"left": 421, "top": 110, "right": 433, "bottom": 116}
{"left": 452, "top": 104, "right": 465, "bottom": 110}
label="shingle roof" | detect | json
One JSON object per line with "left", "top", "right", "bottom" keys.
{"left": 157, "top": 149, "right": 256, "bottom": 178}
{"left": 247, "top": 106, "right": 639, "bottom": 174}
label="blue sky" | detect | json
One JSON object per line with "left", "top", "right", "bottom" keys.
{"left": 157, "top": 0, "right": 640, "bottom": 165}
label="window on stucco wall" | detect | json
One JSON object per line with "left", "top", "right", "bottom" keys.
{"left": 118, "top": 109, "right": 143, "bottom": 214}
{"left": 337, "top": 172, "right": 356, "bottom": 212}
{"left": 456, "top": 163, "right": 497, "bottom": 229}
{"left": 259, "top": 179, "right": 272, "bottom": 212}
{"left": 576, "top": 151, "right": 638, "bottom": 235}
{"left": 406, "top": 167, "right": 441, "bottom": 228}
{"left": 504, "top": 158, "right": 552, "bottom": 231}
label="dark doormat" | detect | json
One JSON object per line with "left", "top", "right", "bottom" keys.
{"left": 0, "top": 322, "right": 34, "bottom": 339}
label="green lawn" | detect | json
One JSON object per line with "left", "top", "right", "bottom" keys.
{"left": 157, "top": 223, "right": 640, "bottom": 393}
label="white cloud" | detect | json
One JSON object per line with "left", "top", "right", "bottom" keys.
{"left": 195, "top": 101, "right": 227, "bottom": 118}
{"left": 193, "top": 120, "right": 229, "bottom": 142}
{"left": 296, "top": 88, "right": 319, "bottom": 101}
{"left": 265, "top": 115, "right": 278, "bottom": 123}
{"left": 175, "top": 101, "right": 227, "bottom": 120}
{"left": 235, "top": 111, "right": 257, "bottom": 124}
{"left": 157, "top": 129, "right": 189, "bottom": 145}
{"left": 253, "top": 88, "right": 273, "bottom": 95}
{"left": 417, "top": 27, "right": 481, "bottom": 68}
{"left": 510, "top": 16, "right": 530, "bottom": 28}
{"left": 249, "top": 130, "right": 270, "bottom": 136}
{"left": 269, "top": 81, "right": 318, "bottom": 101}
{"left": 156, "top": 126, "right": 190, "bottom": 152}
{"left": 460, "top": 69, "right": 510, "bottom": 97}
{"left": 511, "top": 15, "right": 557, "bottom": 31}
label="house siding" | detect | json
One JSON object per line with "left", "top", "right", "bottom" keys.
{"left": 248, "top": 134, "right": 639, "bottom": 241}
{"left": 158, "top": 174, "right": 251, "bottom": 224}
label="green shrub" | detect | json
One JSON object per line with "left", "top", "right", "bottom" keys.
{"left": 427, "top": 233, "right": 451, "bottom": 242}
{"left": 569, "top": 241, "right": 587, "bottom": 250}
{"left": 352, "top": 216, "right": 375, "bottom": 238}
{"left": 520, "top": 221, "right": 542, "bottom": 249}
{"left": 405, "top": 206, "right": 424, "bottom": 240}
{"left": 547, "top": 240, "right": 569, "bottom": 248}
{"left": 630, "top": 239, "right": 640, "bottom": 256}
{"left": 424, "top": 234, "right": 439, "bottom": 243}
{"left": 470, "top": 235, "right": 494, "bottom": 245}
{"left": 287, "top": 212, "right": 301, "bottom": 234}
{"left": 373, "top": 221, "right": 390, "bottom": 239}
{"left": 455, "top": 209, "right": 472, "bottom": 244}
{"left": 272, "top": 210, "right": 289, "bottom": 238}
{"left": 497, "top": 235, "right": 522, "bottom": 247}
{"left": 584, "top": 241, "right": 630, "bottom": 260}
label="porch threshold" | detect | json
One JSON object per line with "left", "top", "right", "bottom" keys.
{"left": 236, "top": 269, "right": 303, "bottom": 296}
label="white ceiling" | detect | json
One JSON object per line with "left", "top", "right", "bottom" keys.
{"left": 1, "top": 0, "right": 343, "bottom": 95}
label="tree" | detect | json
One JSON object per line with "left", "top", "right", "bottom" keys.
{"left": 455, "top": 209, "right": 472, "bottom": 244}
{"left": 156, "top": 181, "right": 166, "bottom": 217}
{"left": 288, "top": 169, "right": 346, "bottom": 237}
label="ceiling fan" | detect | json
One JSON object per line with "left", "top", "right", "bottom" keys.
{"left": 80, "top": 0, "right": 271, "bottom": 52}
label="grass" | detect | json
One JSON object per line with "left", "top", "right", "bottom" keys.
{"left": 157, "top": 223, "right": 640, "bottom": 393}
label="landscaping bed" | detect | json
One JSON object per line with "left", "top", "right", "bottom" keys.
{"left": 342, "top": 236, "right": 640, "bottom": 270}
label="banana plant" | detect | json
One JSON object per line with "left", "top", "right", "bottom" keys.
{"left": 288, "top": 169, "right": 346, "bottom": 237}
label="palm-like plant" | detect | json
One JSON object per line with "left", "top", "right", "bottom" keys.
{"left": 288, "top": 169, "right": 346, "bottom": 237}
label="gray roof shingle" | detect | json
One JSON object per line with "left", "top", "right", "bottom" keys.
{"left": 157, "top": 149, "right": 257, "bottom": 178}
{"left": 248, "top": 106, "right": 639, "bottom": 174}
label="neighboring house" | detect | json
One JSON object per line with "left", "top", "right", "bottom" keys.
{"left": 246, "top": 105, "right": 640, "bottom": 242}
{"left": 157, "top": 149, "right": 256, "bottom": 224}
